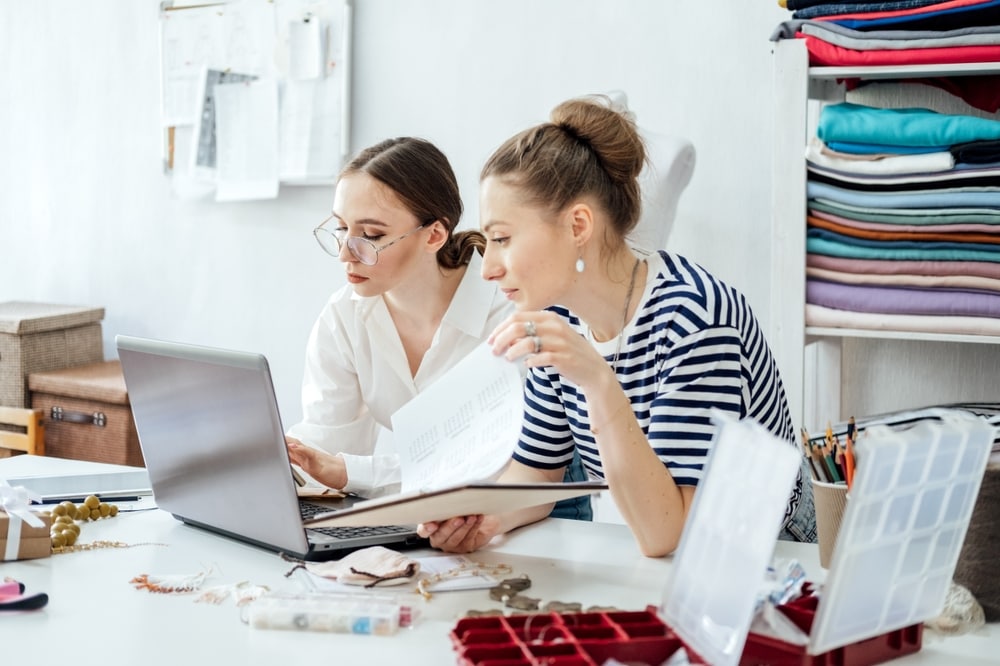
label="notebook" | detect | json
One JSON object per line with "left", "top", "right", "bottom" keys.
{"left": 115, "top": 334, "right": 427, "bottom": 561}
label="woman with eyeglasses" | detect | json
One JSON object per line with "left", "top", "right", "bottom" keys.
{"left": 417, "top": 96, "right": 816, "bottom": 557}
{"left": 285, "top": 137, "right": 591, "bottom": 517}
{"left": 283, "top": 137, "right": 505, "bottom": 497}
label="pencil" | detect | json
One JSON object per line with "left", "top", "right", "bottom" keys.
{"left": 801, "top": 428, "right": 822, "bottom": 480}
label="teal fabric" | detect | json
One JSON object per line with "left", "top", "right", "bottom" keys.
{"left": 819, "top": 102, "right": 1000, "bottom": 148}
{"left": 807, "top": 236, "right": 1000, "bottom": 263}
{"left": 811, "top": 198, "right": 1000, "bottom": 225}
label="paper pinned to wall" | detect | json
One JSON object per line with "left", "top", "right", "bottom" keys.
{"left": 159, "top": 1, "right": 276, "bottom": 128}
{"left": 158, "top": 0, "right": 352, "bottom": 197}
{"left": 214, "top": 78, "right": 280, "bottom": 202}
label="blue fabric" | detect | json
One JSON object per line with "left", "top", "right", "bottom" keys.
{"left": 819, "top": 103, "right": 1000, "bottom": 148}
{"left": 825, "top": 0, "right": 1000, "bottom": 30}
{"left": 548, "top": 449, "right": 593, "bottom": 521}
{"left": 794, "top": 0, "right": 947, "bottom": 20}
{"left": 825, "top": 141, "right": 949, "bottom": 155}
{"left": 808, "top": 180, "right": 1000, "bottom": 209}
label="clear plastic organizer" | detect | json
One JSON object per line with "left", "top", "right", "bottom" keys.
{"left": 450, "top": 414, "right": 994, "bottom": 666}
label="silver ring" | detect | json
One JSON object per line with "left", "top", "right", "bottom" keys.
{"left": 531, "top": 335, "right": 542, "bottom": 354}
{"left": 524, "top": 321, "right": 537, "bottom": 337}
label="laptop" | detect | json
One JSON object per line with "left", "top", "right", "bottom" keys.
{"left": 115, "top": 334, "right": 427, "bottom": 561}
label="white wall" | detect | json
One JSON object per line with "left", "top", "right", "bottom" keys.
{"left": 0, "top": 1, "right": 792, "bottom": 425}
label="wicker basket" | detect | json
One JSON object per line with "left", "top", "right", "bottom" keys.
{"left": 28, "top": 360, "right": 143, "bottom": 467}
{"left": 0, "top": 301, "right": 105, "bottom": 408}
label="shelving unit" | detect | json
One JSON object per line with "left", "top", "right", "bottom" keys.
{"left": 770, "top": 38, "right": 1000, "bottom": 432}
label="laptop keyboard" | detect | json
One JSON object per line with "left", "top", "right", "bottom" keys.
{"left": 299, "top": 500, "right": 413, "bottom": 541}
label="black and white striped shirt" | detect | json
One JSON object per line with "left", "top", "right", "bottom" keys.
{"left": 515, "top": 249, "right": 797, "bottom": 493}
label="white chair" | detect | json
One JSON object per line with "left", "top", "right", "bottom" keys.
{"left": 605, "top": 90, "right": 696, "bottom": 251}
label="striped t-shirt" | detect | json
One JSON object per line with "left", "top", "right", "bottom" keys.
{"left": 515, "top": 250, "right": 805, "bottom": 529}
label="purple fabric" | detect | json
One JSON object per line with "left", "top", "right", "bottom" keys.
{"left": 806, "top": 278, "right": 1000, "bottom": 317}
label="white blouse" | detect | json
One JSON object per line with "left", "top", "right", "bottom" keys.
{"left": 286, "top": 253, "right": 512, "bottom": 496}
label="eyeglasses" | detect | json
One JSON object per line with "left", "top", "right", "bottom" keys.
{"left": 313, "top": 214, "right": 434, "bottom": 266}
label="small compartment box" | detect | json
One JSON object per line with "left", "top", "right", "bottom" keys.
{"left": 28, "top": 360, "right": 143, "bottom": 467}
{"left": 0, "top": 301, "right": 105, "bottom": 408}
{"left": 451, "top": 609, "right": 702, "bottom": 666}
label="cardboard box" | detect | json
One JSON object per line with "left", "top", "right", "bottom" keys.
{"left": 28, "top": 360, "right": 143, "bottom": 467}
{"left": 0, "top": 510, "right": 52, "bottom": 561}
{"left": 0, "top": 301, "right": 105, "bottom": 408}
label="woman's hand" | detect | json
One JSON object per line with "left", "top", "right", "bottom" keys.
{"left": 417, "top": 514, "right": 502, "bottom": 553}
{"left": 286, "top": 436, "right": 348, "bottom": 490}
{"left": 488, "top": 311, "right": 616, "bottom": 391}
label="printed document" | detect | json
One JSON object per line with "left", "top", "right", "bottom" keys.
{"left": 392, "top": 343, "right": 523, "bottom": 493}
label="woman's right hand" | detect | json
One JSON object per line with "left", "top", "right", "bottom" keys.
{"left": 417, "top": 514, "right": 502, "bottom": 553}
{"left": 285, "top": 436, "right": 348, "bottom": 490}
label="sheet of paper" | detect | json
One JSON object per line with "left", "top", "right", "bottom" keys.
{"left": 392, "top": 344, "right": 524, "bottom": 493}
{"left": 278, "top": 77, "right": 343, "bottom": 181}
{"left": 189, "top": 68, "right": 258, "bottom": 180}
{"left": 288, "top": 18, "right": 324, "bottom": 81}
{"left": 159, "top": 2, "right": 276, "bottom": 127}
{"left": 213, "top": 78, "right": 280, "bottom": 202}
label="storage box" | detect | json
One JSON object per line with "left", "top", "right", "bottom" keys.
{"left": 451, "top": 609, "right": 703, "bottom": 666}
{"left": 741, "top": 588, "right": 922, "bottom": 666}
{"left": 0, "top": 301, "right": 105, "bottom": 408}
{"left": 28, "top": 360, "right": 143, "bottom": 467}
{"left": 0, "top": 510, "right": 52, "bottom": 561}
{"left": 449, "top": 606, "right": 921, "bottom": 666}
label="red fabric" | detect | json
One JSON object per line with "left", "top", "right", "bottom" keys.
{"left": 799, "top": 33, "right": 1000, "bottom": 67}
{"left": 813, "top": 0, "right": 993, "bottom": 22}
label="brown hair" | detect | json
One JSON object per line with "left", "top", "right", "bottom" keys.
{"left": 342, "top": 137, "right": 484, "bottom": 269}
{"left": 480, "top": 95, "right": 646, "bottom": 248}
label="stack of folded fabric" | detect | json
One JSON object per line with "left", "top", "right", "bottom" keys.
{"left": 804, "top": 101, "right": 1000, "bottom": 335}
{"left": 770, "top": 0, "right": 1000, "bottom": 113}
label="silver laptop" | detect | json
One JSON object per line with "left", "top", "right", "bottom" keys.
{"left": 116, "top": 334, "right": 427, "bottom": 561}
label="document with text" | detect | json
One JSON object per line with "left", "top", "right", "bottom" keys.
{"left": 304, "top": 343, "right": 607, "bottom": 528}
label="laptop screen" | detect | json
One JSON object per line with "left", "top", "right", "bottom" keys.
{"left": 117, "top": 335, "right": 312, "bottom": 556}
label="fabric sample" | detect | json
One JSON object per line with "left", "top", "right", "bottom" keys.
{"left": 818, "top": 102, "right": 1000, "bottom": 148}
{"left": 807, "top": 278, "right": 1000, "bottom": 317}
{"left": 805, "top": 303, "right": 1000, "bottom": 334}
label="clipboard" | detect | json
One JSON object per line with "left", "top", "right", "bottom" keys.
{"left": 302, "top": 481, "right": 608, "bottom": 528}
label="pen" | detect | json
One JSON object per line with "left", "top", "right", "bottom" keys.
{"left": 38, "top": 495, "right": 142, "bottom": 505}
{"left": 844, "top": 417, "right": 857, "bottom": 489}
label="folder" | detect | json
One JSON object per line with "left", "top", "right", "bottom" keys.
{"left": 302, "top": 481, "right": 608, "bottom": 528}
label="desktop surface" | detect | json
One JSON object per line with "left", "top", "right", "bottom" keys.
{"left": 1, "top": 456, "right": 996, "bottom": 666}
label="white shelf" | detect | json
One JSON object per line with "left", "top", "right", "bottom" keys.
{"left": 770, "top": 39, "right": 1000, "bottom": 430}
{"left": 808, "top": 61, "right": 1000, "bottom": 81}
{"left": 805, "top": 328, "right": 1000, "bottom": 345}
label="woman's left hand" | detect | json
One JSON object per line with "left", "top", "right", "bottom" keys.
{"left": 488, "top": 311, "right": 616, "bottom": 390}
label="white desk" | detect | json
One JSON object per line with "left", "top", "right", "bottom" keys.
{"left": 1, "top": 456, "right": 996, "bottom": 665}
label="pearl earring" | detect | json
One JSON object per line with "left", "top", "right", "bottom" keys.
{"left": 575, "top": 257, "right": 585, "bottom": 273}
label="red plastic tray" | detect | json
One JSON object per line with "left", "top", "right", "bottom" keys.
{"left": 451, "top": 595, "right": 922, "bottom": 666}
{"left": 451, "top": 609, "right": 703, "bottom": 666}
{"left": 741, "top": 591, "right": 923, "bottom": 666}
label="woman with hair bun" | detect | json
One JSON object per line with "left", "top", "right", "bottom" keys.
{"left": 419, "top": 97, "right": 815, "bottom": 557}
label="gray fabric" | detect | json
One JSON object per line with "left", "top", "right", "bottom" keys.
{"left": 771, "top": 18, "right": 1000, "bottom": 42}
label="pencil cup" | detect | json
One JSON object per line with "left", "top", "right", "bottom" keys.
{"left": 812, "top": 479, "right": 848, "bottom": 569}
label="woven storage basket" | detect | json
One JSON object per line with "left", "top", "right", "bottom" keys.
{"left": 0, "top": 301, "right": 105, "bottom": 408}
{"left": 28, "top": 360, "right": 143, "bottom": 467}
